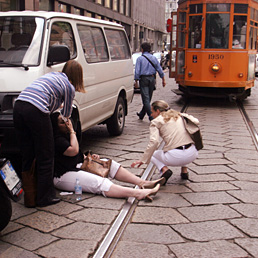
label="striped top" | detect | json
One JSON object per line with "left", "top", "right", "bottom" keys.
{"left": 17, "top": 72, "right": 75, "bottom": 117}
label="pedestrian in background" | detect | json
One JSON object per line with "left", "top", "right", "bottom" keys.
{"left": 134, "top": 42, "right": 166, "bottom": 121}
{"left": 131, "top": 100, "right": 199, "bottom": 184}
{"left": 13, "top": 60, "right": 85, "bottom": 207}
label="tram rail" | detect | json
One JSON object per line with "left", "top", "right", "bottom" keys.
{"left": 237, "top": 100, "right": 258, "bottom": 151}
{"left": 92, "top": 102, "right": 189, "bottom": 258}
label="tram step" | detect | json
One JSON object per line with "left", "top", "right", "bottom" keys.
{"left": 172, "top": 89, "right": 184, "bottom": 95}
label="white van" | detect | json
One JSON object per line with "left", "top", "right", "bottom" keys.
{"left": 0, "top": 11, "right": 134, "bottom": 155}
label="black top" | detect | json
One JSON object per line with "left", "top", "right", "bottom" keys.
{"left": 54, "top": 133, "right": 84, "bottom": 178}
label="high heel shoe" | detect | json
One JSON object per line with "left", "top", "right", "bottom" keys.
{"left": 181, "top": 172, "right": 189, "bottom": 180}
{"left": 144, "top": 184, "right": 160, "bottom": 202}
{"left": 140, "top": 177, "right": 166, "bottom": 189}
{"left": 161, "top": 169, "right": 173, "bottom": 185}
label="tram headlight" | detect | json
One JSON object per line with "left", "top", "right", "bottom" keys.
{"left": 211, "top": 63, "right": 220, "bottom": 72}
{"left": 239, "top": 73, "right": 243, "bottom": 78}
{"left": 188, "top": 71, "right": 193, "bottom": 77}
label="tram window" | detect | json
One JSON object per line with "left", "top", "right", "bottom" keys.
{"left": 234, "top": 4, "right": 248, "bottom": 14}
{"left": 249, "top": 27, "right": 257, "bottom": 50}
{"left": 205, "top": 13, "right": 230, "bottom": 49}
{"left": 189, "top": 16, "right": 202, "bottom": 48}
{"left": 206, "top": 4, "right": 230, "bottom": 12}
{"left": 178, "top": 24, "right": 185, "bottom": 48}
{"left": 177, "top": 50, "right": 185, "bottom": 75}
{"left": 189, "top": 4, "right": 203, "bottom": 14}
{"left": 232, "top": 16, "right": 247, "bottom": 49}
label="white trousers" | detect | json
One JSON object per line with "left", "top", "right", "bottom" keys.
{"left": 53, "top": 160, "right": 120, "bottom": 197}
{"left": 151, "top": 144, "right": 198, "bottom": 172}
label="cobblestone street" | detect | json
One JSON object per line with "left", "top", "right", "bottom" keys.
{"left": 1, "top": 71, "right": 258, "bottom": 258}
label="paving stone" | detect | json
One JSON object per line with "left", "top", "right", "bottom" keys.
{"left": 138, "top": 192, "right": 191, "bottom": 208}
{"left": 188, "top": 182, "right": 238, "bottom": 192}
{"left": 38, "top": 200, "right": 83, "bottom": 215}
{"left": 230, "top": 218, "right": 258, "bottom": 237}
{"left": 52, "top": 221, "right": 109, "bottom": 240}
{"left": 182, "top": 191, "right": 239, "bottom": 205}
{"left": 0, "top": 241, "right": 40, "bottom": 258}
{"left": 194, "top": 158, "right": 233, "bottom": 166}
{"left": 121, "top": 224, "right": 184, "bottom": 244}
{"left": 169, "top": 240, "right": 248, "bottom": 258}
{"left": 158, "top": 184, "right": 192, "bottom": 194}
{"left": 10, "top": 201, "right": 37, "bottom": 220}
{"left": 229, "top": 164, "right": 258, "bottom": 174}
{"left": 79, "top": 195, "right": 125, "bottom": 210}
{"left": 228, "top": 190, "right": 258, "bottom": 204}
{"left": 0, "top": 228, "right": 57, "bottom": 251}
{"left": 132, "top": 207, "right": 188, "bottom": 224}
{"left": 191, "top": 165, "right": 234, "bottom": 174}
{"left": 235, "top": 238, "right": 258, "bottom": 257}
{"left": 0, "top": 221, "right": 24, "bottom": 236}
{"left": 112, "top": 241, "right": 172, "bottom": 258}
{"left": 230, "top": 180, "right": 258, "bottom": 191}
{"left": 230, "top": 203, "right": 258, "bottom": 218}
{"left": 172, "top": 220, "right": 244, "bottom": 241}
{"left": 178, "top": 204, "right": 241, "bottom": 222}
{"left": 224, "top": 157, "right": 258, "bottom": 166}
{"left": 15, "top": 211, "right": 73, "bottom": 233}
{"left": 36, "top": 239, "right": 96, "bottom": 258}
{"left": 190, "top": 173, "right": 234, "bottom": 182}
{"left": 67, "top": 207, "right": 119, "bottom": 224}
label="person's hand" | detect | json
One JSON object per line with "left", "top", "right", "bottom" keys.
{"left": 131, "top": 160, "right": 143, "bottom": 168}
{"left": 92, "top": 154, "right": 100, "bottom": 159}
{"left": 65, "top": 119, "right": 75, "bottom": 133}
{"left": 162, "top": 80, "right": 166, "bottom": 87}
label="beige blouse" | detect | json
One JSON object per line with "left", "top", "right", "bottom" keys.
{"left": 141, "top": 113, "right": 199, "bottom": 164}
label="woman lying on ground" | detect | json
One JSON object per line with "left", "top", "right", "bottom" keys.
{"left": 51, "top": 112, "right": 165, "bottom": 201}
{"left": 131, "top": 100, "right": 199, "bottom": 184}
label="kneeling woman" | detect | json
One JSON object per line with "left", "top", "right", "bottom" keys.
{"left": 131, "top": 100, "right": 199, "bottom": 183}
{"left": 51, "top": 113, "right": 164, "bottom": 201}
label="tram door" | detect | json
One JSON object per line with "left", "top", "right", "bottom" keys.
{"left": 170, "top": 10, "right": 187, "bottom": 84}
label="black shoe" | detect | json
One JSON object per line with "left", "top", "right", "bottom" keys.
{"left": 37, "top": 198, "right": 61, "bottom": 207}
{"left": 181, "top": 172, "right": 189, "bottom": 180}
{"left": 136, "top": 112, "right": 144, "bottom": 120}
{"left": 161, "top": 169, "right": 173, "bottom": 185}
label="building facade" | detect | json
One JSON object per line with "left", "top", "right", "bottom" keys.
{"left": 0, "top": 0, "right": 166, "bottom": 52}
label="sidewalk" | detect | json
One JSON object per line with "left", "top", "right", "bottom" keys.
{"left": 1, "top": 73, "right": 258, "bottom": 258}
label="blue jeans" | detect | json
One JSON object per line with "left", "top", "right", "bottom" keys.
{"left": 138, "top": 75, "right": 156, "bottom": 120}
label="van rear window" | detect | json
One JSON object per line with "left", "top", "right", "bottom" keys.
{"left": 77, "top": 25, "right": 109, "bottom": 63}
{"left": 105, "top": 29, "right": 131, "bottom": 60}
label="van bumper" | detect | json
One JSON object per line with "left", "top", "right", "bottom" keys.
{"left": 0, "top": 114, "right": 14, "bottom": 128}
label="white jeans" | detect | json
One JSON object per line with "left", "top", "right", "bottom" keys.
{"left": 151, "top": 144, "right": 198, "bottom": 172}
{"left": 53, "top": 160, "right": 120, "bottom": 197}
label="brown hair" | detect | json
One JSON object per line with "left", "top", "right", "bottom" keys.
{"left": 62, "top": 60, "right": 85, "bottom": 93}
{"left": 151, "top": 100, "right": 180, "bottom": 122}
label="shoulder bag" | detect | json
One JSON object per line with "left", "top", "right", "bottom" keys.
{"left": 81, "top": 151, "right": 111, "bottom": 178}
{"left": 181, "top": 114, "right": 203, "bottom": 151}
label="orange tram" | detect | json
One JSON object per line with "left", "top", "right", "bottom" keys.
{"left": 169, "top": 0, "right": 258, "bottom": 100}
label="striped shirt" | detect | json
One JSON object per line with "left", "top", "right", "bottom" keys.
{"left": 17, "top": 72, "right": 75, "bottom": 117}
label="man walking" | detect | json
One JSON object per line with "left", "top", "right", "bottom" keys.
{"left": 134, "top": 42, "right": 166, "bottom": 121}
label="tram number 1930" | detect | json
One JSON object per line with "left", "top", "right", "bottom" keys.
{"left": 208, "top": 54, "right": 224, "bottom": 60}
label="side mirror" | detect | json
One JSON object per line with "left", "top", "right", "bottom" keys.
{"left": 47, "top": 45, "right": 70, "bottom": 66}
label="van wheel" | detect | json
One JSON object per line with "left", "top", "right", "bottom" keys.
{"left": 107, "top": 96, "right": 125, "bottom": 136}
{"left": 0, "top": 187, "right": 12, "bottom": 231}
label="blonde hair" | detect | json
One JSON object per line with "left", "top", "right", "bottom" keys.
{"left": 151, "top": 100, "right": 180, "bottom": 122}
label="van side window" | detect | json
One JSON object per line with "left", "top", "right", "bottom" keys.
{"left": 104, "top": 29, "right": 130, "bottom": 60}
{"left": 49, "top": 22, "right": 76, "bottom": 58}
{"left": 77, "top": 24, "right": 109, "bottom": 63}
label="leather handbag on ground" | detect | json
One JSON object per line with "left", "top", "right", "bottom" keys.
{"left": 21, "top": 159, "right": 37, "bottom": 208}
{"left": 181, "top": 114, "right": 203, "bottom": 151}
{"left": 81, "top": 151, "right": 111, "bottom": 178}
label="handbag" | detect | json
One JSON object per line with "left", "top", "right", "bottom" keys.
{"left": 181, "top": 114, "right": 203, "bottom": 151}
{"left": 21, "top": 159, "right": 37, "bottom": 208}
{"left": 81, "top": 151, "right": 111, "bottom": 178}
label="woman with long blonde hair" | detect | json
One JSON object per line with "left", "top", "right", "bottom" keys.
{"left": 131, "top": 100, "right": 199, "bottom": 184}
